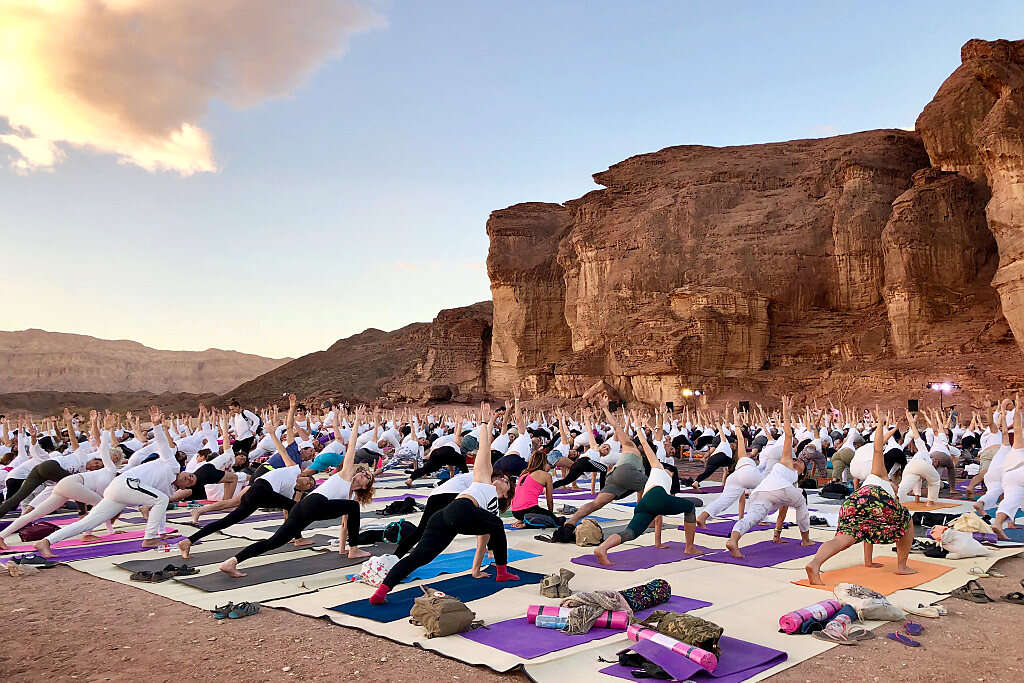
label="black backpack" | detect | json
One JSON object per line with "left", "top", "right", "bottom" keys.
{"left": 820, "top": 481, "right": 850, "bottom": 499}
{"left": 535, "top": 523, "right": 577, "bottom": 543}
{"left": 377, "top": 497, "right": 423, "bottom": 516}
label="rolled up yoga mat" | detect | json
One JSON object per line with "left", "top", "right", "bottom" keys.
{"left": 626, "top": 624, "right": 718, "bottom": 673}
{"left": 778, "top": 598, "right": 843, "bottom": 634}
{"left": 527, "top": 605, "right": 629, "bottom": 629}
{"left": 620, "top": 578, "right": 672, "bottom": 612}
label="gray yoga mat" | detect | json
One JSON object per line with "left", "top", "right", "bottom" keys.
{"left": 174, "top": 542, "right": 396, "bottom": 591}
{"left": 114, "top": 534, "right": 336, "bottom": 572}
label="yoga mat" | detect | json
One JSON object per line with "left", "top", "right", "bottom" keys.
{"left": 792, "top": 556, "right": 953, "bottom": 594}
{"left": 254, "top": 517, "right": 351, "bottom": 532}
{"left": 0, "top": 513, "right": 83, "bottom": 531}
{"left": 1003, "top": 527, "right": 1024, "bottom": 542}
{"left": 119, "top": 512, "right": 283, "bottom": 527}
{"left": 778, "top": 599, "right": 843, "bottom": 634}
{"left": 114, "top": 535, "right": 337, "bottom": 572}
{"left": 692, "top": 520, "right": 786, "bottom": 538}
{"left": 329, "top": 565, "right": 545, "bottom": 623}
{"left": 0, "top": 536, "right": 185, "bottom": 564}
{"left": 902, "top": 501, "right": 960, "bottom": 512}
{"left": 404, "top": 548, "right": 539, "bottom": 582}
{"left": 600, "top": 635, "right": 787, "bottom": 683}
{"left": 570, "top": 542, "right": 712, "bottom": 571}
{"left": 460, "top": 595, "right": 712, "bottom": 659}
{"left": 696, "top": 539, "right": 821, "bottom": 568}
{"left": 552, "top": 492, "right": 600, "bottom": 500}
{"left": 690, "top": 485, "right": 725, "bottom": 494}
{"left": 627, "top": 625, "right": 718, "bottom": 672}
{"left": 1, "top": 529, "right": 176, "bottom": 554}
{"left": 176, "top": 543, "right": 397, "bottom": 591}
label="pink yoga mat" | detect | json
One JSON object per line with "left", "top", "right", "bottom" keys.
{"left": 527, "top": 605, "right": 629, "bottom": 629}
{"left": 2, "top": 528, "right": 176, "bottom": 553}
{"left": 778, "top": 599, "right": 843, "bottom": 634}
{"left": 627, "top": 624, "right": 718, "bottom": 672}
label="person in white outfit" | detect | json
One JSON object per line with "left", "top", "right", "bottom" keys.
{"left": 34, "top": 407, "right": 197, "bottom": 558}
{"left": 974, "top": 399, "right": 1014, "bottom": 518}
{"left": 898, "top": 413, "right": 942, "bottom": 505}
{"left": 698, "top": 410, "right": 764, "bottom": 525}
{"left": 988, "top": 396, "right": 1022, "bottom": 540}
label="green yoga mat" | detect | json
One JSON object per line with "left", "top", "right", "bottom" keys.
{"left": 114, "top": 535, "right": 336, "bottom": 573}
{"left": 175, "top": 543, "right": 396, "bottom": 591}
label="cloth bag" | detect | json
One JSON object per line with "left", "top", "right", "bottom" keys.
{"left": 18, "top": 521, "right": 60, "bottom": 542}
{"left": 358, "top": 554, "right": 398, "bottom": 586}
{"left": 540, "top": 568, "right": 575, "bottom": 598}
{"left": 833, "top": 582, "right": 905, "bottom": 621}
{"left": 638, "top": 611, "right": 724, "bottom": 656}
{"left": 409, "top": 587, "right": 482, "bottom": 638}
{"left": 575, "top": 518, "right": 604, "bottom": 546}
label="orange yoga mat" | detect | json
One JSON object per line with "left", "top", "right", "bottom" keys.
{"left": 902, "top": 501, "right": 961, "bottom": 512}
{"left": 792, "top": 556, "right": 952, "bottom": 594}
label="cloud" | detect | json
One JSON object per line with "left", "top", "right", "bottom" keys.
{"left": 0, "top": 1, "right": 383, "bottom": 175}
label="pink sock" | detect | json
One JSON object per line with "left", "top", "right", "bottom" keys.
{"left": 369, "top": 584, "right": 391, "bottom": 605}
{"left": 495, "top": 565, "right": 519, "bottom": 582}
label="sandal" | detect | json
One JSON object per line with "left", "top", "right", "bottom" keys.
{"left": 227, "top": 601, "right": 260, "bottom": 619}
{"left": 163, "top": 563, "right": 198, "bottom": 577}
{"left": 812, "top": 630, "right": 858, "bottom": 646}
{"left": 887, "top": 632, "right": 921, "bottom": 647}
{"left": 904, "top": 620, "right": 924, "bottom": 636}
{"left": 969, "top": 567, "right": 991, "bottom": 578}
{"left": 987, "top": 569, "right": 1007, "bottom": 578}
{"left": 1000, "top": 591, "right": 1024, "bottom": 605}
{"left": 951, "top": 579, "right": 993, "bottom": 603}
{"left": 848, "top": 628, "right": 875, "bottom": 641}
{"left": 212, "top": 602, "right": 234, "bottom": 619}
{"left": 905, "top": 604, "right": 945, "bottom": 618}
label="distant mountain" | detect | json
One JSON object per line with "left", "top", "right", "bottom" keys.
{"left": 0, "top": 329, "right": 291, "bottom": 395}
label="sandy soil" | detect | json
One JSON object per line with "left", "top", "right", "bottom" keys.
{"left": 2, "top": 553, "right": 1021, "bottom": 682}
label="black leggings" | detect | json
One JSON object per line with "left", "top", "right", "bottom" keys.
{"left": 394, "top": 492, "right": 457, "bottom": 558}
{"left": 0, "top": 460, "right": 73, "bottom": 516}
{"left": 408, "top": 446, "right": 467, "bottom": 481}
{"left": 383, "top": 498, "right": 506, "bottom": 589}
{"left": 695, "top": 452, "right": 732, "bottom": 484}
{"left": 233, "top": 493, "right": 361, "bottom": 565}
{"left": 188, "top": 479, "right": 295, "bottom": 545}
{"left": 553, "top": 459, "right": 606, "bottom": 489}
{"left": 511, "top": 505, "right": 564, "bottom": 525}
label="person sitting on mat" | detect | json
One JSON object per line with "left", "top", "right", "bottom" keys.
{"left": 370, "top": 404, "right": 518, "bottom": 605}
{"left": 725, "top": 396, "right": 814, "bottom": 558}
{"left": 804, "top": 410, "right": 916, "bottom": 584}
{"left": 179, "top": 419, "right": 315, "bottom": 558}
{"left": 593, "top": 408, "right": 703, "bottom": 565}
{"left": 219, "top": 407, "right": 376, "bottom": 578}
{"left": 509, "top": 446, "right": 564, "bottom": 528}
{"left": 697, "top": 408, "right": 764, "bottom": 527}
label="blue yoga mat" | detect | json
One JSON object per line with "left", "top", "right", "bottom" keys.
{"left": 1004, "top": 527, "right": 1024, "bottom": 542}
{"left": 330, "top": 565, "right": 545, "bottom": 622}
{"left": 404, "top": 548, "right": 538, "bottom": 582}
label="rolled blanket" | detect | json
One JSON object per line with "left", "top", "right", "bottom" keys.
{"left": 527, "top": 605, "right": 629, "bottom": 629}
{"left": 779, "top": 599, "right": 843, "bottom": 634}
{"left": 619, "top": 578, "right": 672, "bottom": 612}
{"left": 627, "top": 624, "right": 718, "bottom": 673}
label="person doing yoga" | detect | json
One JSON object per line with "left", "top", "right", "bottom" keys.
{"left": 593, "top": 409, "right": 702, "bottom": 566}
{"left": 179, "top": 421, "right": 315, "bottom": 558}
{"left": 805, "top": 410, "right": 916, "bottom": 584}
{"left": 898, "top": 410, "right": 942, "bottom": 506}
{"left": 404, "top": 420, "right": 467, "bottom": 486}
{"left": 219, "top": 408, "right": 376, "bottom": 578}
{"left": 725, "top": 396, "right": 814, "bottom": 558}
{"left": 370, "top": 405, "right": 518, "bottom": 605}
{"left": 697, "top": 409, "right": 764, "bottom": 526}
{"left": 552, "top": 410, "right": 609, "bottom": 490}
{"left": 990, "top": 394, "right": 1024, "bottom": 541}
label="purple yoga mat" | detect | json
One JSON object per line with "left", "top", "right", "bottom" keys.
{"left": 696, "top": 539, "right": 821, "bottom": 568}
{"left": 571, "top": 542, "right": 713, "bottom": 571}
{"left": 600, "top": 634, "right": 787, "bottom": 683}
{"left": 691, "top": 520, "right": 784, "bottom": 538}
{"left": 691, "top": 485, "right": 725, "bottom": 494}
{"left": 553, "top": 491, "right": 600, "bottom": 500}
{"left": 460, "top": 595, "right": 713, "bottom": 659}
{"left": 0, "top": 535, "right": 185, "bottom": 564}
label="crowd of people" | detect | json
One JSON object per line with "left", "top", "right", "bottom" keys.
{"left": 0, "top": 391, "right": 1020, "bottom": 596}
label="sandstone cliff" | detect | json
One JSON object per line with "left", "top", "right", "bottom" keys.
{"left": 0, "top": 330, "right": 289, "bottom": 395}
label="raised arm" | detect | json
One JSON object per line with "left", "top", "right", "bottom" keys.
{"left": 268, "top": 424, "right": 298, "bottom": 468}
{"left": 872, "top": 411, "right": 898, "bottom": 479}
{"left": 779, "top": 396, "right": 794, "bottom": 468}
{"left": 473, "top": 404, "right": 495, "bottom": 484}
{"left": 63, "top": 408, "right": 80, "bottom": 451}
{"left": 339, "top": 408, "right": 363, "bottom": 480}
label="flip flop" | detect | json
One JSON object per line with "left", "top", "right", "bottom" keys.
{"left": 969, "top": 567, "right": 991, "bottom": 578}
{"left": 987, "top": 569, "right": 1007, "bottom": 578}
{"left": 212, "top": 602, "right": 234, "bottom": 619}
{"left": 887, "top": 632, "right": 921, "bottom": 647}
{"left": 812, "top": 630, "right": 858, "bottom": 645}
{"left": 904, "top": 621, "right": 924, "bottom": 636}
{"left": 1000, "top": 591, "right": 1024, "bottom": 605}
{"left": 848, "top": 628, "right": 875, "bottom": 641}
{"left": 951, "top": 579, "right": 993, "bottom": 603}
{"left": 227, "top": 601, "right": 260, "bottom": 619}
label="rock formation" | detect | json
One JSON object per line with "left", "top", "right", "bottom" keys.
{"left": 0, "top": 329, "right": 289, "bottom": 395}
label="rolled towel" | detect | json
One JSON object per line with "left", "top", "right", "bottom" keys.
{"left": 778, "top": 599, "right": 843, "bottom": 634}
{"left": 527, "top": 605, "right": 629, "bottom": 629}
{"left": 627, "top": 624, "right": 718, "bottom": 672}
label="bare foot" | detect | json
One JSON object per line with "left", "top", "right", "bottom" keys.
{"left": 219, "top": 559, "right": 246, "bottom": 578}
{"left": 190, "top": 508, "right": 201, "bottom": 524}
{"left": 696, "top": 513, "right": 709, "bottom": 529}
{"left": 925, "top": 501, "right": 937, "bottom": 507}
{"left": 0, "top": 537, "right": 8, "bottom": 551}
{"left": 973, "top": 501, "right": 985, "bottom": 514}
{"left": 159, "top": 532, "right": 177, "bottom": 539}
{"left": 593, "top": 548, "right": 612, "bottom": 566}
{"left": 864, "top": 562, "right": 884, "bottom": 568}
{"left": 34, "top": 539, "right": 55, "bottom": 559}
{"left": 404, "top": 479, "right": 413, "bottom": 488}
{"left": 683, "top": 545, "right": 704, "bottom": 555}
{"left": 805, "top": 565, "right": 824, "bottom": 585}
{"left": 292, "top": 538, "right": 314, "bottom": 547}
{"left": 800, "top": 539, "right": 816, "bottom": 547}
{"left": 512, "top": 522, "right": 525, "bottom": 529}
{"left": 141, "top": 538, "right": 165, "bottom": 549}
{"left": 655, "top": 543, "right": 672, "bottom": 549}
{"left": 992, "top": 526, "right": 1009, "bottom": 541}
{"left": 895, "top": 566, "right": 918, "bottom": 576}
{"left": 347, "top": 547, "right": 371, "bottom": 559}
{"left": 725, "top": 538, "right": 744, "bottom": 558}
{"left": 80, "top": 533, "right": 101, "bottom": 542}
{"left": 1007, "top": 520, "right": 1019, "bottom": 529}
{"left": 178, "top": 539, "right": 192, "bottom": 559}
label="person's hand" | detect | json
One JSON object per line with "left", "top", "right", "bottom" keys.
{"left": 104, "top": 413, "right": 118, "bottom": 431}
{"left": 149, "top": 405, "right": 162, "bottom": 425}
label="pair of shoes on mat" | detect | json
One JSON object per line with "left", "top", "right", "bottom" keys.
{"left": 130, "top": 569, "right": 173, "bottom": 583}
{"left": 213, "top": 602, "right": 259, "bottom": 619}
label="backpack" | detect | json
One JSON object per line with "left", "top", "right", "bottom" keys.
{"left": 378, "top": 497, "right": 422, "bottom": 516}
{"left": 409, "top": 587, "right": 482, "bottom": 638}
{"left": 536, "top": 523, "right": 577, "bottom": 543}
{"left": 524, "top": 512, "right": 560, "bottom": 528}
{"left": 639, "top": 611, "right": 724, "bottom": 656}
{"left": 18, "top": 521, "right": 60, "bottom": 542}
{"left": 819, "top": 481, "right": 850, "bottom": 499}
{"left": 600, "top": 649, "right": 671, "bottom": 680}
{"left": 539, "top": 568, "right": 575, "bottom": 598}
{"left": 575, "top": 518, "right": 604, "bottom": 546}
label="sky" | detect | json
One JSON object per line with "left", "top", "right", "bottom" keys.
{"left": 2, "top": 1, "right": 1021, "bottom": 359}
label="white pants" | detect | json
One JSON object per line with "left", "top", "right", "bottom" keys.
{"left": 996, "top": 468, "right": 1024, "bottom": 519}
{"left": 704, "top": 466, "right": 763, "bottom": 519}
{"left": 47, "top": 476, "right": 168, "bottom": 544}
{"left": 0, "top": 475, "right": 102, "bottom": 541}
{"left": 734, "top": 486, "right": 810, "bottom": 535}
{"left": 897, "top": 458, "right": 940, "bottom": 502}
{"left": 977, "top": 470, "right": 1005, "bottom": 510}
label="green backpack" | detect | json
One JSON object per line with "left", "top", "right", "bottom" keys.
{"left": 639, "top": 611, "right": 724, "bottom": 656}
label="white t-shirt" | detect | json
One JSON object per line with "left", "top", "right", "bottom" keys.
{"left": 643, "top": 468, "right": 673, "bottom": 496}
{"left": 753, "top": 463, "right": 798, "bottom": 493}
{"left": 431, "top": 472, "right": 474, "bottom": 497}
{"left": 491, "top": 433, "right": 512, "bottom": 455}
{"left": 507, "top": 433, "right": 533, "bottom": 458}
{"left": 313, "top": 475, "right": 352, "bottom": 500}
{"left": 461, "top": 481, "right": 498, "bottom": 513}
{"left": 864, "top": 473, "right": 896, "bottom": 499}
{"left": 261, "top": 464, "right": 300, "bottom": 499}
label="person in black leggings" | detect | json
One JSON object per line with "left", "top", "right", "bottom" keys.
{"left": 693, "top": 426, "right": 733, "bottom": 487}
{"left": 552, "top": 414, "right": 608, "bottom": 489}
{"left": 394, "top": 491, "right": 457, "bottom": 557}
{"left": 405, "top": 429, "right": 467, "bottom": 485}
